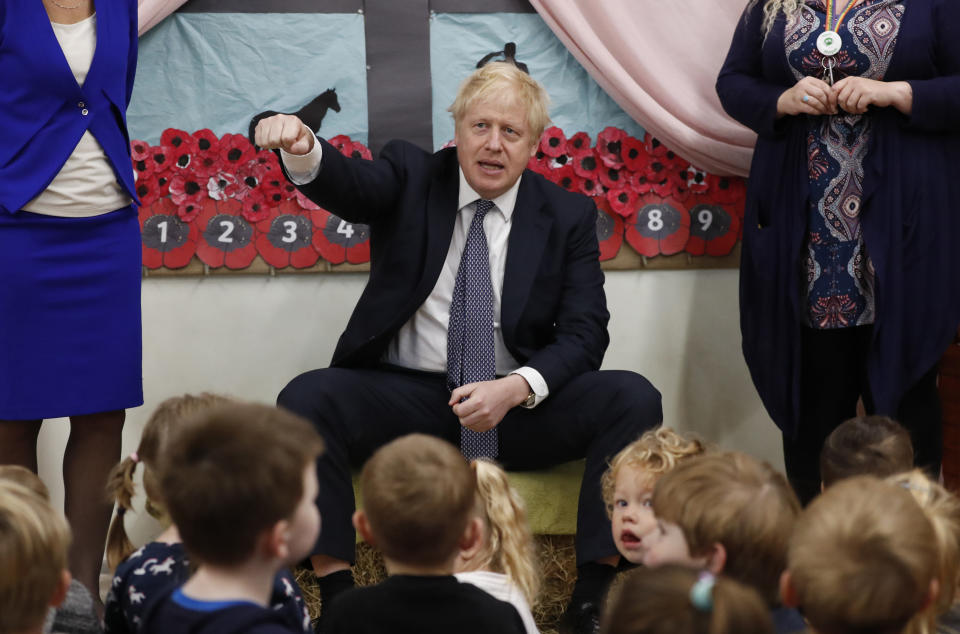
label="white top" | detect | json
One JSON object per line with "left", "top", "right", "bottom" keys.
{"left": 24, "top": 14, "right": 132, "bottom": 217}
{"left": 456, "top": 571, "right": 540, "bottom": 634}
{"left": 283, "top": 142, "right": 549, "bottom": 405}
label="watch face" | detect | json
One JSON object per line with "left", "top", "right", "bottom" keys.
{"left": 523, "top": 392, "right": 536, "bottom": 407}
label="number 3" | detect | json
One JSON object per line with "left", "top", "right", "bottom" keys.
{"left": 281, "top": 220, "right": 298, "bottom": 243}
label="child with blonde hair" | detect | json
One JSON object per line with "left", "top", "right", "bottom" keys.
{"left": 884, "top": 470, "right": 960, "bottom": 634}
{"left": 103, "top": 394, "right": 312, "bottom": 634}
{"left": 0, "top": 466, "right": 99, "bottom": 634}
{"left": 601, "top": 565, "right": 773, "bottom": 634}
{"left": 140, "top": 402, "right": 324, "bottom": 634}
{"left": 0, "top": 480, "right": 73, "bottom": 634}
{"left": 782, "top": 476, "right": 939, "bottom": 634}
{"left": 454, "top": 459, "right": 540, "bottom": 634}
{"left": 601, "top": 427, "right": 706, "bottom": 565}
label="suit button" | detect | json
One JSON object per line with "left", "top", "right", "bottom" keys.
{"left": 78, "top": 101, "right": 85, "bottom": 108}
{"left": 81, "top": 108, "right": 89, "bottom": 116}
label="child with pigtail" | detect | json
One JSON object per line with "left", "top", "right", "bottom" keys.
{"left": 102, "top": 394, "right": 311, "bottom": 634}
{"left": 454, "top": 459, "right": 541, "bottom": 634}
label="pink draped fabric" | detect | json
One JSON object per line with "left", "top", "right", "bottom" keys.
{"left": 530, "top": 0, "right": 758, "bottom": 176}
{"left": 138, "top": 0, "right": 187, "bottom": 35}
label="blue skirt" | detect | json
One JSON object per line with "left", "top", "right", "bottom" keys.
{"left": 0, "top": 206, "right": 143, "bottom": 420}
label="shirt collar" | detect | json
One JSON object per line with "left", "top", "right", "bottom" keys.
{"left": 457, "top": 167, "right": 522, "bottom": 221}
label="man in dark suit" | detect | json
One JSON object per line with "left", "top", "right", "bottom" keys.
{"left": 256, "top": 62, "right": 662, "bottom": 633}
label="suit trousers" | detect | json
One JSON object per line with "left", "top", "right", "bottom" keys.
{"left": 277, "top": 365, "right": 662, "bottom": 565}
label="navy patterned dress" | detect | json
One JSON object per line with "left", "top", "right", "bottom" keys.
{"left": 784, "top": 0, "right": 903, "bottom": 329}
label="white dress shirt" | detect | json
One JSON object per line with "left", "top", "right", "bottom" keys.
{"left": 282, "top": 141, "right": 548, "bottom": 406}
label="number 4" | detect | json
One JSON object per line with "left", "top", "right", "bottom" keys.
{"left": 337, "top": 220, "right": 354, "bottom": 239}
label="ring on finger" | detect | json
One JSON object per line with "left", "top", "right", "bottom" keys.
{"left": 802, "top": 94, "right": 810, "bottom": 103}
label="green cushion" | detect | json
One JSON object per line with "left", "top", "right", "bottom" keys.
{"left": 352, "top": 459, "right": 584, "bottom": 541}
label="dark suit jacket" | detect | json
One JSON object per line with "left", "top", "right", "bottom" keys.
{"left": 0, "top": 0, "right": 139, "bottom": 215}
{"left": 716, "top": 0, "right": 960, "bottom": 437}
{"left": 290, "top": 137, "right": 610, "bottom": 393}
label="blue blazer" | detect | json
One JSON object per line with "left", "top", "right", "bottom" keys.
{"left": 0, "top": 0, "right": 139, "bottom": 215}
{"left": 717, "top": 0, "right": 960, "bottom": 437}
{"left": 289, "top": 138, "right": 611, "bottom": 393}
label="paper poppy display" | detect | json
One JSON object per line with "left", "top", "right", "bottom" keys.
{"left": 621, "top": 136, "right": 648, "bottom": 173}
{"left": 685, "top": 203, "right": 741, "bottom": 256}
{"left": 548, "top": 165, "right": 581, "bottom": 194}
{"left": 255, "top": 201, "right": 321, "bottom": 269}
{"left": 195, "top": 199, "right": 258, "bottom": 269}
{"left": 310, "top": 207, "right": 371, "bottom": 265}
{"left": 594, "top": 197, "right": 624, "bottom": 261}
{"left": 539, "top": 126, "right": 567, "bottom": 158}
{"left": 596, "top": 127, "right": 626, "bottom": 169}
{"left": 565, "top": 132, "right": 593, "bottom": 158}
{"left": 625, "top": 195, "right": 690, "bottom": 257}
{"left": 606, "top": 187, "right": 638, "bottom": 218}
{"left": 139, "top": 197, "right": 199, "bottom": 270}
{"left": 572, "top": 151, "right": 600, "bottom": 180}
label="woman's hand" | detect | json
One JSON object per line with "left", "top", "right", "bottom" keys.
{"left": 833, "top": 77, "right": 913, "bottom": 115}
{"left": 777, "top": 76, "right": 838, "bottom": 117}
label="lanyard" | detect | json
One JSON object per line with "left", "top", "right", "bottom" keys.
{"left": 825, "top": 0, "right": 859, "bottom": 33}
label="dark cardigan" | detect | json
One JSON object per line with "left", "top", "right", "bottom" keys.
{"left": 717, "top": 0, "right": 960, "bottom": 438}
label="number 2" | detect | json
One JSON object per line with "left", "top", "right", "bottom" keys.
{"left": 218, "top": 220, "right": 234, "bottom": 243}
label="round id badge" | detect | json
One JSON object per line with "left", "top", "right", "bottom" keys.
{"left": 817, "top": 30, "right": 842, "bottom": 56}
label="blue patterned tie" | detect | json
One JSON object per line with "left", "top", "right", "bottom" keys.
{"left": 447, "top": 199, "right": 498, "bottom": 459}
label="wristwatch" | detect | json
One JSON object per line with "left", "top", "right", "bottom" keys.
{"left": 521, "top": 390, "right": 536, "bottom": 408}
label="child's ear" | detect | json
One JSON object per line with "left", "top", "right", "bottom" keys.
{"left": 458, "top": 517, "right": 485, "bottom": 561}
{"left": 50, "top": 570, "right": 71, "bottom": 608}
{"left": 705, "top": 542, "right": 726, "bottom": 575}
{"left": 265, "top": 519, "right": 292, "bottom": 561}
{"left": 921, "top": 578, "right": 940, "bottom": 612}
{"left": 780, "top": 570, "right": 799, "bottom": 608}
{"left": 353, "top": 510, "right": 376, "bottom": 547}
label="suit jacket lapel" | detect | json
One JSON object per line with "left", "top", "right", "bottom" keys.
{"left": 411, "top": 149, "right": 460, "bottom": 311}
{"left": 81, "top": 0, "right": 108, "bottom": 96}
{"left": 502, "top": 173, "right": 553, "bottom": 340}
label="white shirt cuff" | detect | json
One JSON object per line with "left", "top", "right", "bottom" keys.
{"left": 510, "top": 367, "right": 549, "bottom": 408}
{"left": 280, "top": 138, "right": 323, "bottom": 185}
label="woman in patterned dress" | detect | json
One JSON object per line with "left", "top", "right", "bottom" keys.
{"left": 717, "top": 0, "right": 960, "bottom": 503}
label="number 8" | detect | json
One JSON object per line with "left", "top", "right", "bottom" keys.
{"left": 647, "top": 208, "right": 664, "bottom": 232}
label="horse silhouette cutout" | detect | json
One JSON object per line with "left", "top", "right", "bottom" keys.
{"left": 476, "top": 42, "right": 529, "bottom": 74}
{"left": 248, "top": 88, "right": 341, "bottom": 147}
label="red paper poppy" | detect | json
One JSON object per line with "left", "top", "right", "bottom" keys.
{"left": 145, "top": 147, "right": 172, "bottom": 176}
{"left": 138, "top": 197, "right": 199, "bottom": 269}
{"left": 295, "top": 188, "right": 321, "bottom": 211}
{"left": 255, "top": 200, "right": 321, "bottom": 269}
{"left": 135, "top": 171, "right": 171, "bottom": 207}
{"left": 625, "top": 193, "right": 690, "bottom": 256}
{"left": 621, "top": 136, "right": 648, "bottom": 173}
{"left": 191, "top": 129, "right": 222, "bottom": 176}
{"left": 327, "top": 135, "right": 352, "bottom": 153}
{"left": 594, "top": 196, "right": 624, "bottom": 261}
{"left": 705, "top": 174, "right": 747, "bottom": 205}
{"left": 539, "top": 126, "right": 567, "bottom": 158}
{"left": 168, "top": 173, "right": 206, "bottom": 221}
{"left": 565, "top": 132, "right": 593, "bottom": 158}
{"left": 598, "top": 166, "right": 626, "bottom": 191}
{"left": 161, "top": 128, "right": 193, "bottom": 150}
{"left": 548, "top": 154, "right": 571, "bottom": 170}
{"left": 651, "top": 170, "right": 685, "bottom": 198}
{"left": 344, "top": 141, "right": 373, "bottom": 161}
{"left": 241, "top": 189, "right": 271, "bottom": 223}
{"left": 626, "top": 170, "right": 652, "bottom": 195}
{"left": 643, "top": 132, "right": 670, "bottom": 158}
{"left": 684, "top": 166, "right": 709, "bottom": 194}
{"left": 195, "top": 199, "right": 259, "bottom": 269}
{"left": 685, "top": 203, "right": 741, "bottom": 256}
{"left": 579, "top": 176, "right": 604, "bottom": 197}
{"left": 572, "top": 151, "right": 600, "bottom": 180}
{"left": 596, "top": 127, "right": 626, "bottom": 169}
{"left": 310, "top": 207, "right": 371, "bottom": 264}
{"left": 219, "top": 133, "right": 256, "bottom": 171}
{"left": 527, "top": 152, "right": 552, "bottom": 177}
{"left": 130, "top": 140, "right": 151, "bottom": 162}
{"left": 549, "top": 165, "right": 582, "bottom": 194}
{"left": 206, "top": 171, "right": 240, "bottom": 201}
{"left": 606, "top": 187, "right": 638, "bottom": 218}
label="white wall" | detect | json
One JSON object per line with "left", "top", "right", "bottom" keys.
{"left": 37, "top": 267, "right": 784, "bottom": 565}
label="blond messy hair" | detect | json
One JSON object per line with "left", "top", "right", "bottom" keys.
{"left": 105, "top": 393, "right": 234, "bottom": 569}
{"left": 0, "top": 481, "right": 72, "bottom": 633}
{"left": 886, "top": 470, "right": 960, "bottom": 634}
{"left": 602, "top": 565, "right": 774, "bottom": 634}
{"left": 789, "top": 476, "right": 937, "bottom": 634}
{"left": 0, "top": 465, "right": 50, "bottom": 501}
{"left": 448, "top": 61, "right": 551, "bottom": 144}
{"left": 747, "top": 0, "right": 805, "bottom": 37}
{"left": 470, "top": 459, "right": 540, "bottom": 606}
{"left": 652, "top": 452, "right": 800, "bottom": 606}
{"left": 361, "top": 434, "right": 476, "bottom": 567}
{"left": 602, "top": 426, "right": 707, "bottom": 514}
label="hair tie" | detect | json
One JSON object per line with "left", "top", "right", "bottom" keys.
{"left": 129, "top": 451, "right": 139, "bottom": 464}
{"left": 689, "top": 572, "right": 715, "bottom": 612}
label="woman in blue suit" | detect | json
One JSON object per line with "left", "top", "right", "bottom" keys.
{"left": 0, "top": 0, "right": 141, "bottom": 601}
